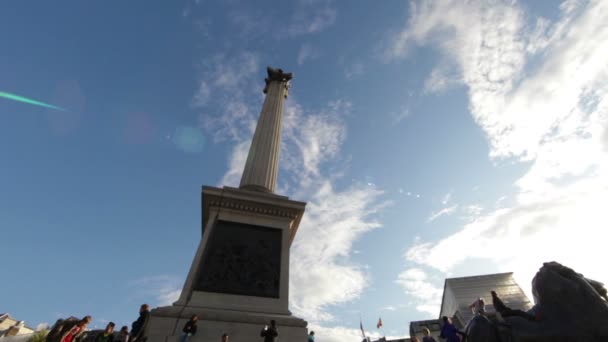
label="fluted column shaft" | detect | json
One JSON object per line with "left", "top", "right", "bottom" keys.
{"left": 239, "top": 77, "right": 289, "bottom": 193}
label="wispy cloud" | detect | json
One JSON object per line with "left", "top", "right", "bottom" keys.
{"left": 389, "top": 0, "right": 608, "bottom": 297}
{"left": 228, "top": 10, "right": 272, "bottom": 39}
{"left": 193, "top": 51, "right": 260, "bottom": 142}
{"left": 441, "top": 192, "right": 452, "bottom": 205}
{"left": 283, "top": 99, "right": 387, "bottom": 323}
{"left": 423, "top": 66, "right": 460, "bottom": 93}
{"left": 390, "top": 105, "right": 410, "bottom": 124}
{"left": 284, "top": 1, "right": 337, "bottom": 38}
{"left": 297, "top": 43, "right": 321, "bottom": 65}
{"left": 290, "top": 181, "right": 385, "bottom": 322}
{"left": 395, "top": 268, "right": 443, "bottom": 316}
{"left": 427, "top": 204, "right": 458, "bottom": 222}
{"left": 344, "top": 62, "right": 364, "bottom": 80}
{"left": 129, "top": 275, "right": 182, "bottom": 307}
{"left": 427, "top": 191, "right": 457, "bottom": 222}
{"left": 219, "top": 140, "right": 251, "bottom": 187}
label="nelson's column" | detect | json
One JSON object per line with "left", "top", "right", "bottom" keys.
{"left": 147, "top": 67, "right": 308, "bottom": 341}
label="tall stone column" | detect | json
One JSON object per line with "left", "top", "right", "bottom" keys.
{"left": 147, "top": 66, "right": 307, "bottom": 342}
{"left": 239, "top": 67, "right": 292, "bottom": 193}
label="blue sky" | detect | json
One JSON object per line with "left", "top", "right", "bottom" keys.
{"left": 2, "top": 0, "right": 608, "bottom": 340}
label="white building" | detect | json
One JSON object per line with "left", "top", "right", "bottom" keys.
{"left": 0, "top": 313, "right": 36, "bottom": 341}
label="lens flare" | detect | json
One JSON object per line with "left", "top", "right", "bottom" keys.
{"left": 0, "top": 91, "right": 66, "bottom": 111}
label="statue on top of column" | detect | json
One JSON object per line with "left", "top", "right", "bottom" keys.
{"left": 264, "top": 67, "right": 293, "bottom": 94}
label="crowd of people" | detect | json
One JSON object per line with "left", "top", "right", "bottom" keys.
{"left": 45, "top": 291, "right": 532, "bottom": 342}
{"left": 46, "top": 304, "right": 151, "bottom": 342}
{"left": 44, "top": 305, "right": 310, "bottom": 342}
{"left": 407, "top": 289, "right": 544, "bottom": 342}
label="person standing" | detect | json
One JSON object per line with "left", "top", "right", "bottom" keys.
{"left": 260, "top": 320, "right": 278, "bottom": 342}
{"left": 115, "top": 326, "right": 129, "bottom": 342}
{"left": 469, "top": 297, "right": 486, "bottom": 316}
{"left": 129, "top": 304, "right": 150, "bottom": 342}
{"left": 421, "top": 327, "right": 437, "bottom": 342}
{"left": 221, "top": 333, "right": 229, "bottom": 342}
{"left": 307, "top": 331, "right": 314, "bottom": 342}
{"left": 61, "top": 317, "right": 90, "bottom": 342}
{"left": 180, "top": 315, "right": 198, "bottom": 342}
{"left": 439, "top": 316, "right": 466, "bottom": 342}
{"left": 95, "top": 322, "right": 115, "bottom": 342}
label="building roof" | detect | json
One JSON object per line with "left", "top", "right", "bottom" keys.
{"left": 0, "top": 312, "right": 38, "bottom": 333}
{"left": 439, "top": 272, "right": 533, "bottom": 327}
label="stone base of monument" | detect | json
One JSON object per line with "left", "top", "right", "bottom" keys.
{"left": 147, "top": 305, "right": 307, "bottom": 342}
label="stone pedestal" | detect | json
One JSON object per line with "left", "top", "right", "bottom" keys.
{"left": 147, "top": 186, "right": 307, "bottom": 342}
{"left": 148, "top": 306, "right": 307, "bottom": 342}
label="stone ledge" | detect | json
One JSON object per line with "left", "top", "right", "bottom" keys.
{"left": 150, "top": 305, "right": 307, "bottom": 327}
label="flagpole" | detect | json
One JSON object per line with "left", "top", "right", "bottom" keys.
{"left": 360, "top": 313, "right": 367, "bottom": 341}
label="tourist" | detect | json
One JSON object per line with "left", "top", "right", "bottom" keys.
{"left": 307, "top": 330, "right": 315, "bottom": 342}
{"left": 95, "top": 322, "right": 115, "bottom": 342}
{"left": 469, "top": 297, "right": 486, "bottom": 316}
{"left": 47, "top": 319, "right": 66, "bottom": 342}
{"left": 116, "top": 326, "right": 129, "bottom": 342}
{"left": 129, "top": 304, "right": 150, "bottom": 342}
{"left": 180, "top": 315, "right": 198, "bottom": 342}
{"left": 491, "top": 291, "right": 538, "bottom": 322}
{"left": 221, "top": 333, "right": 229, "bottom": 342}
{"left": 439, "top": 316, "right": 466, "bottom": 342}
{"left": 61, "top": 317, "right": 91, "bottom": 342}
{"left": 260, "top": 320, "right": 278, "bottom": 342}
{"left": 421, "top": 327, "right": 436, "bottom": 342}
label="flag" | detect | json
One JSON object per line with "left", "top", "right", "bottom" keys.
{"left": 377, "top": 317, "right": 383, "bottom": 329}
{"left": 360, "top": 320, "right": 365, "bottom": 338}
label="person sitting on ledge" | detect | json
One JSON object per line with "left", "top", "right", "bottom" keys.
{"left": 260, "top": 320, "right": 278, "bottom": 342}
{"left": 491, "top": 291, "right": 540, "bottom": 322}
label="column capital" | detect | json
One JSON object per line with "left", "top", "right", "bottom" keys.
{"left": 263, "top": 66, "right": 293, "bottom": 97}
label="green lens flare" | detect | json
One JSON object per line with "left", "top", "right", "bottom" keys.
{"left": 0, "top": 91, "right": 66, "bottom": 111}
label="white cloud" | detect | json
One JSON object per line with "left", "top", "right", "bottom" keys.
{"left": 306, "top": 324, "right": 388, "bottom": 342}
{"left": 391, "top": 0, "right": 608, "bottom": 300}
{"left": 290, "top": 181, "right": 385, "bottom": 322}
{"left": 35, "top": 323, "right": 50, "bottom": 331}
{"left": 281, "top": 100, "right": 349, "bottom": 187}
{"left": 281, "top": 99, "right": 387, "bottom": 323}
{"left": 219, "top": 140, "right": 251, "bottom": 187}
{"left": 395, "top": 268, "right": 442, "bottom": 316}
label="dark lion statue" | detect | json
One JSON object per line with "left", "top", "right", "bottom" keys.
{"left": 464, "top": 262, "right": 608, "bottom": 342}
